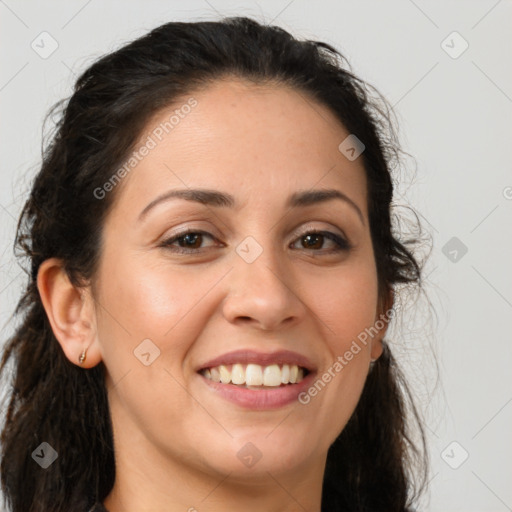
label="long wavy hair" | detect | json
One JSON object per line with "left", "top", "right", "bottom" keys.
{"left": 0, "top": 16, "right": 429, "bottom": 512}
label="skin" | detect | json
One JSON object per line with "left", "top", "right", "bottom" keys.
{"left": 38, "top": 78, "right": 392, "bottom": 512}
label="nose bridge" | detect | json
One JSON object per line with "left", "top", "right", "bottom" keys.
{"left": 223, "top": 233, "right": 304, "bottom": 329}
{"left": 236, "top": 233, "right": 290, "bottom": 296}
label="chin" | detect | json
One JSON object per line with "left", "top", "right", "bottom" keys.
{"left": 209, "top": 429, "right": 318, "bottom": 477}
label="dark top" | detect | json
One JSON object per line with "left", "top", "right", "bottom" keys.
{"left": 88, "top": 503, "right": 110, "bottom": 512}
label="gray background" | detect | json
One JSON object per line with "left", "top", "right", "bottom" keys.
{"left": 1, "top": 1, "right": 511, "bottom": 511}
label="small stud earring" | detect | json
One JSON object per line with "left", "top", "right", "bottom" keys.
{"left": 78, "top": 348, "right": 87, "bottom": 365}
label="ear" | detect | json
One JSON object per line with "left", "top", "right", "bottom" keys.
{"left": 370, "top": 287, "right": 394, "bottom": 361}
{"left": 37, "top": 258, "right": 102, "bottom": 368}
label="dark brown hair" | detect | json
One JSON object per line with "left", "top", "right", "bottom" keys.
{"left": 0, "top": 16, "right": 428, "bottom": 512}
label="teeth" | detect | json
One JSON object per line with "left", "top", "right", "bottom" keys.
{"left": 219, "top": 365, "right": 231, "bottom": 384}
{"left": 231, "top": 363, "right": 245, "bottom": 385}
{"left": 245, "top": 363, "right": 263, "bottom": 385}
{"left": 290, "top": 364, "right": 298, "bottom": 384}
{"left": 281, "top": 364, "right": 290, "bottom": 384}
{"left": 263, "top": 364, "right": 282, "bottom": 386}
{"left": 210, "top": 366, "right": 221, "bottom": 382}
{"left": 201, "top": 363, "right": 307, "bottom": 386}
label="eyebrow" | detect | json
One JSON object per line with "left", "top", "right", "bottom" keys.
{"left": 138, "top": 187, "right": 365, "bottom": 225}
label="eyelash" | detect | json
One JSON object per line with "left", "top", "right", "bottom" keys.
{"left": 159, "top": 229, "right": 351, "bottom": 255}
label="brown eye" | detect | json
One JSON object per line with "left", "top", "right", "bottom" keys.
{"left": 160, "top": 230, "right": 219, "bottom": 253}
{"left": 160, "top": 229, "right": 350, "bottom": 255}
{"left": 291, "top": 231, "right": 351, "bottom": 253}
{"left": 177, "top": 232, "right": 203, "bottom": 249}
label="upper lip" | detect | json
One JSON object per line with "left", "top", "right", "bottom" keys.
{"left": 197, "top": 349, "right": 316, "bottom": 373}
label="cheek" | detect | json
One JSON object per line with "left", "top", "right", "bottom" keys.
{"left": 94, "top": 255, "right": 221, "bottom": 430}
{"left": 306, "top": 260, "right": 379, "bottom": 354}
{"left": 94, "top": 251, "right": 225, "bottom": 366}
{"left": 99, "top": 254, "right": 186, "bottom": 330}
{"left": 298, "top": 260, "right": 378, "bottom": 437}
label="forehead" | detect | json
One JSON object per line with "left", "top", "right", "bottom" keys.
{"left": 113, "top": 78, "right": 367, "bottom": 215}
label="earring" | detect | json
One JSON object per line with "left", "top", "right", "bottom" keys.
{"left": 78, "top": 347, "right": 87, "bottom": 365}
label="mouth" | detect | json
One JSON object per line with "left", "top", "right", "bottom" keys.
{"left": 200, "top": 363, "right": 310, "bottom": 389}
{"left": 196, "top": 349, "right": 317, "bottom": 410}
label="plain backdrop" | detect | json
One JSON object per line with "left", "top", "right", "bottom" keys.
{"left": 1, "top": 1, "right": 511, "bottom": 511}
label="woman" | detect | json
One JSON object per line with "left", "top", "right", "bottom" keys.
{"left": 0, "top": 16, "right": 428, "bottom": 512}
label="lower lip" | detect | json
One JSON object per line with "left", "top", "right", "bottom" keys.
{"left": 198, "top": 371, "right": 316, "bottom": 410}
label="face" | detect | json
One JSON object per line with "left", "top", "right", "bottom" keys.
{"left": 92, "top": 78, "right": 387, "bottom": 487}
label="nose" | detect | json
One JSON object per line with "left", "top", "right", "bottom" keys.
{"left": 222, "top": 240, "right": 306, "bottom": 331}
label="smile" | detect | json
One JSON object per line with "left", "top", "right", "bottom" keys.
{"left": 200, "top": 363, "right": 308, "bottom": 388}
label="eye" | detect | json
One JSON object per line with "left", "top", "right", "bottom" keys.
{"left": 159, "top": 229, "right": 351, "bottom": 255}
{"left": 159, "top": 230, "right": 221, "bottom": 254}
{"left": 290, "top": 230, "right": 351, "bottom": 253}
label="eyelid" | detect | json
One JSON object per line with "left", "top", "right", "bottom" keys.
{"left": 161, "top": 221, "right": 347, "bottom": 243}
{"left": 293, "top": 221, "right": 347, "bottom": 240}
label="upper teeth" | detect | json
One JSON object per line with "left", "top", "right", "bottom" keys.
{"left": 201, "top": 363, "right": 305, "bottom": 386}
